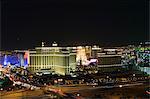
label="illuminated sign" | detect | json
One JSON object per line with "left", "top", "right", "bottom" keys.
{"left": 90, "top": 59, "right": 98, "bottom": 63}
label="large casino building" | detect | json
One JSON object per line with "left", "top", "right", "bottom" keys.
{"left": 28, "top": 42, "right": 76, "bottom": 75}
{"left": 91, "top": 46, "right": 124, "bottom": 72}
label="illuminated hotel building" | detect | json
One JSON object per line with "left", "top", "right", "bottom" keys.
{"left": 91, "top": 46, "right": 123, "bottom": 69}
{"left": 28, "top": 43, "right": 76, "bottom": 75}
{"left": 91, "top": 45, "right": 103, "bottom": 58}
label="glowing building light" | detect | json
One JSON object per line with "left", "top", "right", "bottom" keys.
{"left": 4, "top": 55, "right": 7, "bottom": 66}
{"left": 76, "top": 46, "right": 89, "bottom": 65}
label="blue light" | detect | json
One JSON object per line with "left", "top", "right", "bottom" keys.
{"left": 4, "top": 55, "right": 7, "bottom": 66}
{"left": 0, "top": 53, "right": 28, "bottom": 67}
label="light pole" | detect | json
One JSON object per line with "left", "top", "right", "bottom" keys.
{"left": 133, "top": 74, "right": 135, "bottom": 81}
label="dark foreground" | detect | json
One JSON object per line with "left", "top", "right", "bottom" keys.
{"left": 0, "top": 83, "right": 149, "bottom": 99}
{"left": 77, "top": 84, "right": 149, "bottom": 99}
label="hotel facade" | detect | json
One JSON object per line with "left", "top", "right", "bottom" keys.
{"left": 28, "top": 43, "right": 77, "bottom": 75}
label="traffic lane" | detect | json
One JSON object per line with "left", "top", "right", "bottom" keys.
{"left": 58, "top": 82, "right": 144, "bottom": 93}
{"left": 0, "top": 83, "right": 148, "bottom": 99}
{"left": 78, "top": 84, "right": 149, "bottom": 98}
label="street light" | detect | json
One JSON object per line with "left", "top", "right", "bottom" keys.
{"left": 77, "top": 93, "right": 80, "bottom": 96}
{"left": 133, "top": 74, "right": 135, "bottom": 81}
{"left": 94, "top": 71, "right": 98, "bottom": 73}
{"left": 119, "top": 85, "right": 123, "bottom": 88}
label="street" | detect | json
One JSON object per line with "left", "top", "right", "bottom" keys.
{"left": 0, "top": 82, "right": 149, "bottom": 99}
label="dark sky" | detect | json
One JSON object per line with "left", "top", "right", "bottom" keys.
{"left": 1, "top": 0, "right": 149, "bottom": 50}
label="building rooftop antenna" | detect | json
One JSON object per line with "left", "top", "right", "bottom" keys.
{"left": 42, "top": 42, "right": 45, "bottom": 47}
{"left": 52, "top": 41, "right": 58, "bottom": 47}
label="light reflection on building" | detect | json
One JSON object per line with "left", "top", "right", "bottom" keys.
{"left": 76, "top": 46, "right": 92, "bottom": 66}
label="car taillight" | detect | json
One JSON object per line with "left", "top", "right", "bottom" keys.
{"left": 146, "top": 91, "right": 150, "bottom": 95}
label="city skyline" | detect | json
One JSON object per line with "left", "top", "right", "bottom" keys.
{"left": 1, "top": 0, "right": 149, "bottom": 50}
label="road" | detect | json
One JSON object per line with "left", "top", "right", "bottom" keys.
{"left": 0, "top": 82, "right": 149, "bottom": 99}
{"left": 78, "top": 84, "right": 149, "bottom": 99}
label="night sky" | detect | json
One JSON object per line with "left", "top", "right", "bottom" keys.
{"left": 1, "top": 0, "right": 149, "bottom": 50}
